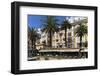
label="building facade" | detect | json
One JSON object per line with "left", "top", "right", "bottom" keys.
{"left": 35, "top": 17, "right": 88, "bottom": 50}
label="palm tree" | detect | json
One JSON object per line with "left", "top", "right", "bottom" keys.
{"left": 74, "top": 23, "right": 87, "bottom": 54}
{"left": 28, "top": 26, "right": 39, "bottom": 50}
{"left": 61, "top": 20, "right": 72, "bottom": 47}
{"left": 42, "top": 16, "right": 59, "bottom": 48}
{"left": 28, "top": 26, "right": 31, "bottom": 49}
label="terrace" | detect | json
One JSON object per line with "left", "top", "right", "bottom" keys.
{"left": 28, "top": 48, "right": 88, "bottom": 61}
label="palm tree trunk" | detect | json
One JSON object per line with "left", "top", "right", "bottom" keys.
{"left": 31, "top": 40, "right": 33, "bottom": 57}
{"left": 65, "top": 27, "right": 67, "bottom": 47}
{"left": 31, "top": 39, "right": 34, "bottom": 50}
{"left": 80, "top": 36, "right": 82, "bottom": 52}
{"left": 79, "top": 36, "right": 82, "bottom": 57}
{"left": 50, "top": 31, "right": 52, "bottom": 48}
{"left": 33, "top": 41, "right": 36, "bottom": 49}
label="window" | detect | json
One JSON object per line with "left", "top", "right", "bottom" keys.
{"left": 63, "top": 38, "right": 65, "bottom": 41}
{"left": 68, "top": 32, "right": 71, "bottom": 36}
{"left": 56, "top": 39, "right": 58, "bottom": 42}
{"left": 68, "top": 37, "right": 72, "bottom": 43}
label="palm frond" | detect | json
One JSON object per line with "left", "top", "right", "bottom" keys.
{"left": 61, "top": 20, "right": 72, "bottom": 30}
{"left": 74, "top": 23, "right": 87, "bottom": 37}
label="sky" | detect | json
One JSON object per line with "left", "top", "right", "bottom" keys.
{"left": 28, "top": 15, "right": 69, "bottom": 29}
{"left": 28, "top": 15, "right": 86, "bottom": 30}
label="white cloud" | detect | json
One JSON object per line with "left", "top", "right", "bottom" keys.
{"left": 37, "top": 28, "right": 42, "bottom": 34}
